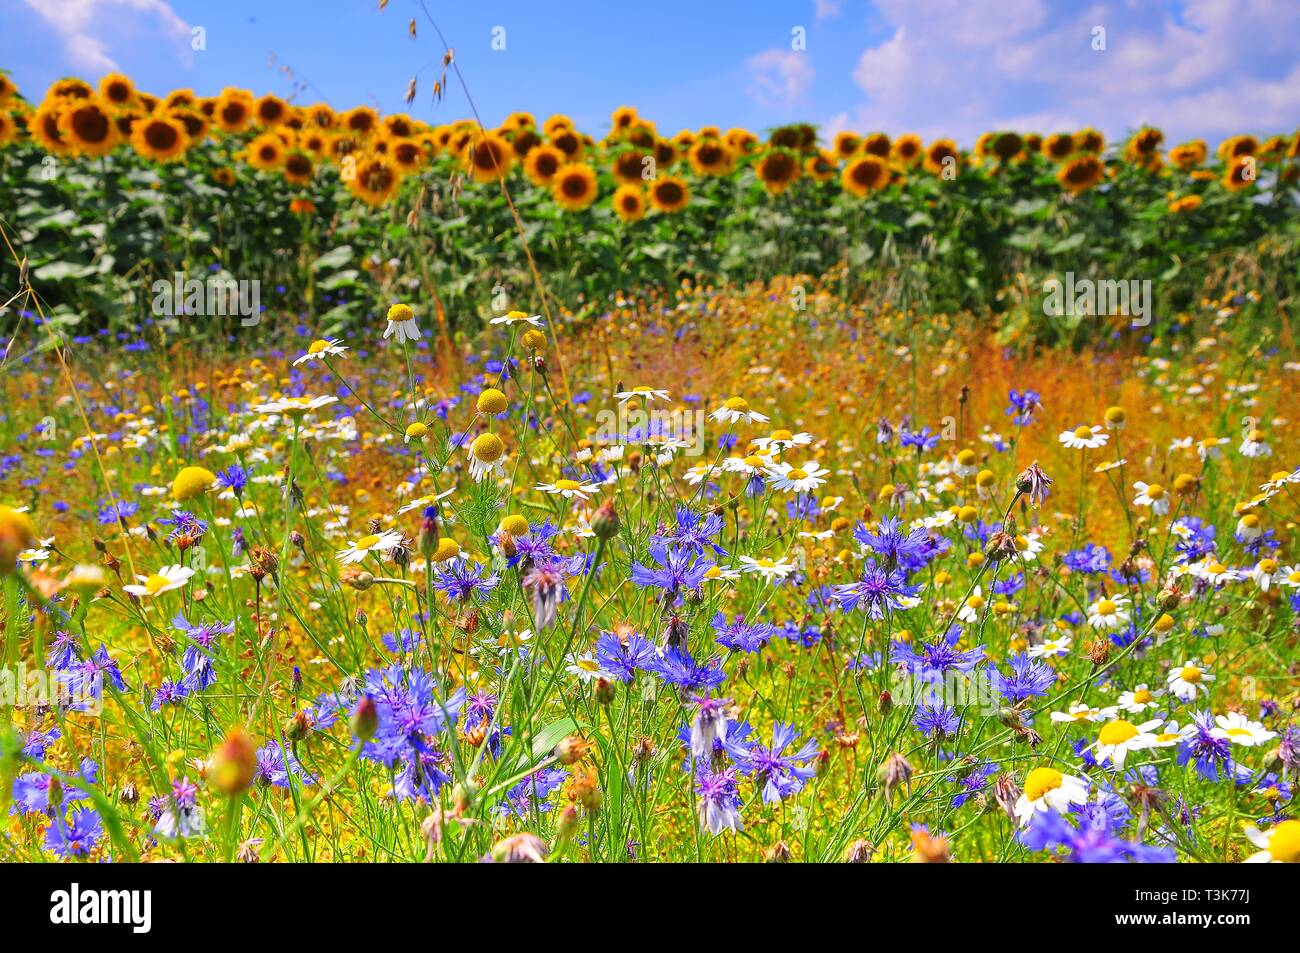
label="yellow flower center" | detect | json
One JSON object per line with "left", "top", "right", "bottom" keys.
{"left": 308, "top": 339, "right": 330, "bottom": 354}
{"left": 1024, "top": 767, "right": 1063, "bottom": 802}
{"left": 1226, "top": 727, "right": 1252, "bottom": 739}
{"left": 744, "top": 455, "right": 766, "bottom": 468}
{"left": 787, "top": 468, "right": 808, "bottom": 480}
{"left": 471, "top": 432, "right": 504, "bottom": 463}
{"left": 553, "top": 479, "right": 581, "bottom": 491}
{"left": 1145, "top": 483, "right": 1165, "bottom": 499}
{"left": 1206, "top": 562, "right": 1227, "bottom": 575}
{"left": 1073, "top": 425, "right": 1093, "bottom": 439}
{"left": 1267, "top": 820, "right": 1300, "bottom": 862}
{"left": 1258, "top": 559, "right": 1277, "bottom": 574}
{"left": 1096, "top": 599, "right": 1116, "bottom": 615}
{"left": 144, "top": 573, "right": 172, "bottom": 595}
{"left": 966, "top": 595, "right": 985, "bottom": 610}
{"left": 1132, "top": 688, "right": 1152, "bottom": 704}
{"left": 1269, "top": 470, "right": 1291, "bottom": 484}
{"left": 1099, "top": 720, "right": 1138, "bottom": 746}
{"left": 724, "top": 397, "right": 750, "bottom": 411}
{"left": 770, "top": 429, "right": 793, "bottom": 442}
{"left": 355, "top": 534, "right": 381, "bottom": 550}
{"left": 500, "top": 515, "right": 530, "bottom": 537}
{"left": 405, "top": 422, "right": 428, "bottom": 440}
{"left": 1180, "top": 666, "right": 1202, "bottom": 683}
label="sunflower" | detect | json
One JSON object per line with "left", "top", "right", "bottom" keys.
{"left": 508, "top": 127, "right": 542, "bottom": 158}
{"left": 1125, "top": 128, "right": 1164, "bottom": 169}
{"left": 50, "top": 78, "right": 93, "bottom": 100}
{"left": 718, "top": 129, "right": 752, "bottom": 156}
{"left": 28, "top": 99, "right": 72, "bottom": 154}
{"left": 252, "top": 94, "right": 288, "bottom": 127}
{"left": 542, "top": 114, "right": 573, "bottom": 138}
{"left": 1057, "top": 154, "right": 1105, "bottom": 193}
{"left": 305, "top": 103, "right": 336, "bottom": 130}
{"left": 168, "top": 107, "right": 209, "bottom": 144}
{"left": 98, "top": 72, "right": 136, "bottom": 108}
{"left": 973, "top": 131, "right": 995, "bottom": 161}
{"left": 991, "top": 131, "right": 1023, "bottom": 162}
{"left": 550, "top": 127, "right": 584, "bottom": 160}
{"left": 924, "top": 139, "right": 960, "bottom": 177}
{"left": 612, "top": 147, "right": 652, "bottom": 185}
{"left": 654, "top": 138, "right": 677, "bottom": 168}
{"left": 804, "top": 151, "right": 837, "bottom": 182}
{"left": 212, "top": 167, "right": 237, "bottom": 187}
{"left": 503, "top": 111, "right": 535, "bottom": 132}
{"left": 1074, "top": 128, "right": 1104, "bottom": 153}
{"left": 328, "top": 134, "right": 360, "bottom": 163}
{"left": 1217, "top": 134, "right": 1257, "bottom": 161}
{"left": 833, "top": 131, "right": 861, "bottom": 159}
{"left": 649, "top": 174, "right": 689, "bottom": 213}
{"left": 551, "top": 162, "right": 599, "bottom": 211}
{"left": 524, "top": 144, "right": 565, "bottom": 186}
{"left": 672, "top": 129, "right": 696, "bottom": 151}
{"left": 349, "top": 154, "right": 401, "bottom": 205}
{"left": 756, "top": 149, "right": 800, "bottom": 195}
{"left": 246, "top": 133, "right": 285, "bottom": 170}
{"left": 131, "top": 114, "right": 188, "bottom": 162}
{"left": 299, "top": 129, "right": 329, "bottom": 156}
{"left": 841, "top": 154, "right": 889, "bottom": 196}
{"left": 380, "top": 113, "right": 415, "bottom": 139}
{"left": 1222, "top": 155, "right": 1256, "bottom": 192}
{"left": 0, "top": 74, "right": 17, "bottom": 103}
{"left": 610, "top": 105, "right": 639, "bottom": 135}
{"left": 341, "top": 106, "right": 379, "bottom": 137}
{"left": 892, "top": 134, "right": 923, "bottom": 167}
{"left": 612, "top": 184, "right": 647, "bottom": 223}
{"left": 770, "top": 124, "right": 816, "bottom": 152}
{"left": 282, "top": 150, "right": 314, "bottom": 185}
{"left": 623, "top": 123, "right": 657, "bottom": 150}
{"left": 689, "top": 138, "right": 734, "bottom": 176}
{"left": 389, "top": 137, "right": 423, "bottom": 173}
{"left": 1168, "top": 140, "right": 1206, "bottom": 170}
{"left": 113, "top": 111, "right": 139, "bottom": 139}
{"left": 57, "top": 98, "right": 118, "bottom": 156}
{"left": 465, "top": 130, "right": 514, "bottom": 182}
{"left": 860, "top": 132, "right": 891, "bottom": 158}
{"left": 0, "top": 112, "right": 19, "bottom": 147}
{"left": 1023, "top": 133, "right": 1043, "bottom": 153}
{"left": 214, "top": 90, "right": 254, "bottom": 133}
{"left": 1042, "top": 133, "right": 1075, "bottom": 162}
{"left": 163, "top": 88, "right": 198, "bottom": 112}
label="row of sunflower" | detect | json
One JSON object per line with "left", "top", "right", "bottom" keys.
{"left": 1, "top": 73, "right": 1296, "bottom": 211}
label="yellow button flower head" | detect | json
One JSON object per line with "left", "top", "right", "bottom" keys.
{"left": 172, "top": 466, "right": 216, "bottom": 502}
{"left": 405, "top": 422, "right": 429, "bottom": 443}
{"left": 432, "top": 538, "right": 461, "bottom": 562}
{"left": 522, "top": 329, "right": 547, "bottom": 351}
{"left": 477, "top": 388, "right": 508, "bottom": 415}
{"left": 0, "top": 506, "right": 36, "bottom": 572}
{"left": 499, "top": 514, "right": 530, "bottom": 537}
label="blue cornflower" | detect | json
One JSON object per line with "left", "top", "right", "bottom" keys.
{"left": 915, "top": 703, "right": 961, "bottom": 738}
{"left": 256, "top": 742, "right": 315, "bottom": 788}
{"left": 950, "top": 760, "right": 996, "bottom": 807}
{"left": 60, "top": 644, "right": 125, "bottom": 709}
{"left": 432, "top": 557, "right": 499, "bottom": 602}
{"left": 1063, "top": 542, "right": 1112, "bottom": 574}
{"left": 1005, "top": 389, "right": 1042, "bottom": 426}
{"left": 833, "top": 564, "right": 920, "bottom": 617}
{"left": 215, "top": 464, "right": 249, "bottom": 497}
{"left": 594, "top": 630, "right": 657, "bottom": 684}
{"left": 695, "top": 767, "right": 744, "bottom": 834}
{"left": 150, "top": 679, "right": 189, "bottom": 712}
{"left": 630, "top": 541, "right": 714, "bottom": 599}
{"left": 653, "top": 505, "right": 728, "bottom": 557}
{"left": 729, "top": 722, "right": 819, "bottom": 803}
{"left": 501, "top": 768, "right": 569, "bottom": 817}
{"left": 711, "top": 612, "right": 775, "bottom": 652}
{"left": 986, "top": 653, "right": 1057, "bottom": 703}
{"left": 158, "top": 509, "right": 208, "bottom": 543}
{"left": 854, "top": 516, "right": 931, "bottom": 569}
{"left": 45, "top": 807, "right": 103, "bottom": 859}
{"left": 1177, "top": 711, "right": 1234, "bottom": 781}
{"left": 893, "top": 625, "right": 986, "bottom": 684}
{"left": 97, "top": 498, "right": 139, "bottom": 525}
{"left": 647, "top": 647, "right": 727, "bottom": 692}
{"left": 173, "top": 614, "right": 233, "bottom": 691}
{"left": 899, "top": 426, "right": 940, "bottom": 452}
{"left": 1019, "top": 810, "right": 1174, "bottom": 863}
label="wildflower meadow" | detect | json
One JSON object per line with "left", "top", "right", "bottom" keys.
{"left": 1, "top": 2, "right": 1298, "bottom": 893}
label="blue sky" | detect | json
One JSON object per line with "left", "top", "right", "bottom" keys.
{"left": 4, "top": 0, "right": 1300, "bottom": 145}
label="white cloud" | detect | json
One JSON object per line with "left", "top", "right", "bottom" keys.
{"left": 747, "top": 47, "right": 816, "bottom": 110}
{"left": 25, "top": 0, "right": 189, "bottom": 73}
{"left": 814, "top": 0, "right": 845, "bottom": 20}
{"left": 839, "top": 0, "right": 1300, "bottom": 145}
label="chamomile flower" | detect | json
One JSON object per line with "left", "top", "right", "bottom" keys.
{"left": 957, "top": 586, "right": 986, "bottom": 623}
{"left": 1166, "top": 659, "right": 1215, "bottom": 701}
{"left": 396, "top": 488, "right": 455, "bottom": 515}
{"left": 750, "top": 429, "right": 812, "bottom": 453}
{"left": 1191, "top": 558, "right": 1241, "bottom": 585}
{"left": 1086, "top": 595, "right": 1130, "bottom": 632}
{"left": 336, "top": 530, "right": 403, "bottom": 565}
{"left": 1249, "top": 558, "right": 1279, "bottom": 590}
{"left": 383, "top": 303, "right": 422, "bottom": 343}
{"left": 122, "top": 565, "right": 196, "bottom": 598}
{"left": 566, "top": 651, "right": 603, "bottom": 682}
{"left": 1014, "top": 767, "right": 1089, "bottom": 826}
{"left": 253, "top": 395, "right": 339, "bottom": 417}
{"left": 469, "top": 433, "right": 508, "bottom": 482}
{"left": 1242, "top": 820, "right": 1300, "bottom": 863}
{"left": 1116, "top": 684, "right": 1163, "bottom": 713}
{"left": 614, "top": 386, "right": 670, "bottom": 402}
{"left": 1050, "top": 703, "right": 1118, "bottom": 724}
{"left": 1132, "top": 481, "right": 1170, "bottom": 515}
{"left": 709, "top": 397, "right": 769, "bottom": 425}
{"left": 1091, "top": 718, "right": 1163, "bottom": 768}
{"left": 1151, "top": 720, "right": 1191, "bottom": 747}
{"left": 1210, "top": 711, "right": 1276, "bottom": 747}
{"left": 536, "top": 478, "right": 602, "bottom": 500}
{"left": 765, "top": 461, "right": 829, "bottom": 494}
{"left": 1028, "top": 635, "right": 1072, "bottom": 660}
{"left": 1275, "top": 564, "right": 1300, "bottom": 589}
{"left": 1238, "top": 429, "right": 1271, "bottom": 458}
{"left": 292, "top": 338, "right": 348, "bottom": 366}
{"left": 490, "top": 310, "right": 544, "bottom": 327}
{"left": 737, "top": 555, "right": 797, "bottom": 581}
{"left": 1059, "top": 424, "right": 1109, "bottom": 450}
{"left": 1259, "top": 468, "right": 1300, "bottom": 494}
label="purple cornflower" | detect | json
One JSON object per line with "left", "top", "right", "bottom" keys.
{"left": 833, "top": 564, "right": 920, "bottom": 617}
{"left": 893, "top": 625, "right": 986, "bottom": 684}
{"left": 647, "top": 647, "right": 727, "bottom": 692}
{"left": 711, "top": 612, "right": 775, "bottom": 652}
{"left": 987, "top": 653, "right": 1057, "bottom": 703}
{"left": 60, "top": 644, "right": 125, "bottom": 709}
{"left": 630, "top": 541, "right": 714, "bottom": 599}
{"left": 215, "top": 464, "right": 249, "bottom": 497}
{"left": 45, "top": 807, "right": 103, "bottom": 859}
{"left": 1177, "top": 710, "right": 1234, "bottom": 781}
{"left": 1019, "top": 810, "right": 1174, "bottom": 863}
{"left": 689, "top": 695, "right": 731, "bottom": 761}
{"left": 899, "top": 426, "right": 940, "bottom": 452}
{"left": 653, "top": 505, "right": 728, "bottom": 557}
{"left": 158, "top": 509, "right": 208, "bottom": 543}
{"left": 463, "top": 691, "right": 498, "bottom": 730}
{"left": 1005, "top": 389, "right": 1042, "bottom": 426}
{"left": 255, "top": 742, "right": 315, "bottom": 788}
{"left": 915, "top": 703, "right": 961, "bottom": 738}
{"left": 854, "top": 516, "right": 931, "bottom": 569}
{"left": 174, "top": 614, "right": 233, "bottom": 691}
{"left": 432, "top": 557, "right": 499, "bottom": 603}
{"left": 695, "top": 767, "right": 743, "bottom": 834}
{"left": 501, "top": 768, "right": 568, "bottom": 817}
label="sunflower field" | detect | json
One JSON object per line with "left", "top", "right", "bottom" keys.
{"left": 1, "top": 47, "right": 1300, "bottom": 875}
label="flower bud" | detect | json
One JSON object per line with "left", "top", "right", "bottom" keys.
{"left": 351, "top": 695, "right": 378, "bottom": 741}
{"left": 591, "top": 499, "right": 620, "bottom": 541}
{"left": 210, "top": 727, "right": 258, "bottom": 796}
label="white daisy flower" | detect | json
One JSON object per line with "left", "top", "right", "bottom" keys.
{"left": 1276, "top": 564, "right": 1300, "bottom": 589}
{"left": 292, "top": 338, "right": 348, "bottom": 366}
{"left": 566, "top": 652, "right": 603, "bottom": 682}
{"left": 614, "top": 386, "right": 670, "bottom": 403}
{"left": 396, "top": 488, "right": 455, "bottom": 515}
{"left": 957, "top": 586, "right": 985, "bottom": 624}
{"left": 536, "top": 479, "right": 602, "bottom": 500}
{"left": 709, "top": 397, "right": 769, "bottom": 425}
{"left": 750, "top": 429, "right": 813, "bottom": 453}
{"left": 1210, "top": 712, "right": 1277, "bottom": 747}
{"left": 1086, "top": 595, "right": 1130, "bottom": 632}
{"left": 737, "top": 555, "right": 797, "bottom": 581}
{"left": 335, "top": 530, "right": 404, "bottom": 565}
{"left": 1028, "top": 636, "right": 1072, "bottom": 660}
{"left": 253, "top": 395, "right": 339, "bottom": 417}
{"left": 1166, "top": 659, "right": 1214, "bottom": 701}
{"left": 765, "top": 460, "right": 829, "bottom": 494}
{"left": 1238, "top": 430, "right": 1272, "bottom": 458}
{"left": 1259, "top": 468, "right": 1300, "bottom": 494}
{"left": 1092, "top": 718, "right": 1163, "bottom": 767}
{"left": 1049, "top": 703, "right": 1118, "bottom": 724}
{"left": 122, "top": 564, "right": 196, "bottom": 598}
{"left": 1116, "top": 684, "right": 1163, "bottom": 713}
{"left": 1249, "top": 558, "right": 1279, "bottom": 591}
{"left": 1132, "top": 481, "right": 1170, "bottom": 515}
{"left": 384, "top": 304, "right": 422, "bottom": 343}
{"left": 490, "top": 311, "right": 544, "bottom": 327}
{"left": 1059, "top": 425, "right": 1109, "bottom": 450}
{"left": 1242, "top": 820, "right": 1300, "bottom": 863}
{"left": 1014, "top": 767, "right": 1089, "bottom": 826}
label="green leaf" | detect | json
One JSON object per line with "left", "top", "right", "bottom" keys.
{"left": 312, "top": 244, "right": 354, "bottom": 271}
